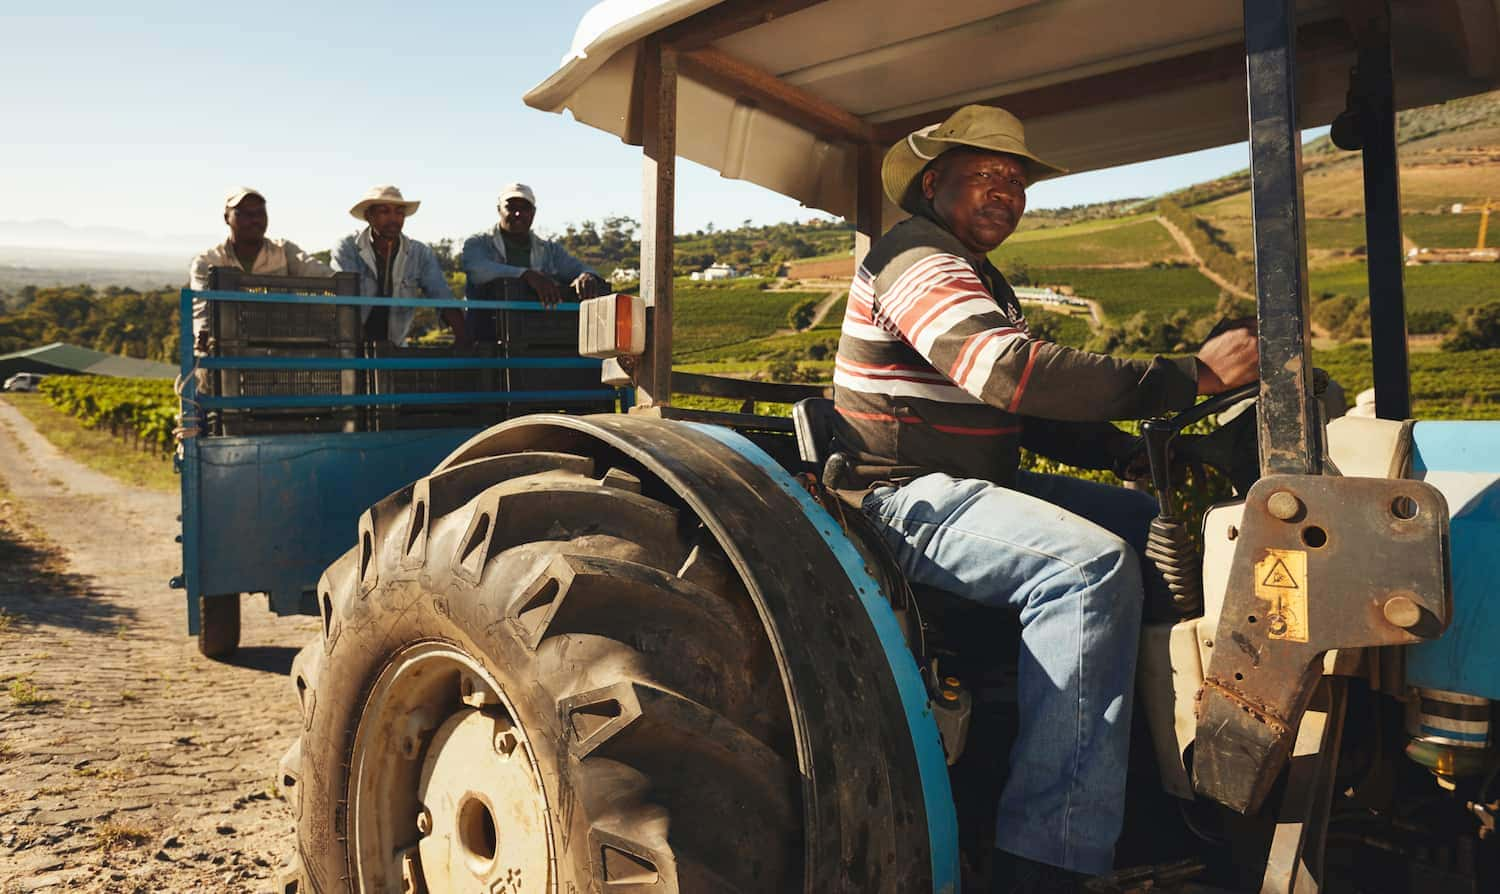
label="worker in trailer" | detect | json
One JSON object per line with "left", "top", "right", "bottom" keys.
{"left": 459, "top": 182, "right": 606, "bottom": 341}
{"left": 188, "top": 187, "right": 332, "bottom": 351}
{"left": 333, "top": 184, "right": 467, "bottom": 346}
{"left": 832, "top": 105, "right": 1258, "bottom": 892}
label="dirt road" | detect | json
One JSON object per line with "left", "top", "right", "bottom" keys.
{"left": 0, "top": 398, "right": 318, "bottom": 892}
{"left": 1154, "top": 214, "right": 1256, "bottom": 303}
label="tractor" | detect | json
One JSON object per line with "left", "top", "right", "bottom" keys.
{"left": 177, "top": 1, "right": 1500, "bottom": 891}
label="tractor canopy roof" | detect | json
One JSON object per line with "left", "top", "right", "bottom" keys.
{"left": 526, "top": 0, "right": 1500, "bottom": 222}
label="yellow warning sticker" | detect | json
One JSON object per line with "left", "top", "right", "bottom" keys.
{"left": 1254, "top": 548, "right": 1309, "bottom": 642}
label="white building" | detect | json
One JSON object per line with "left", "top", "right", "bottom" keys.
{"left": 610, "top": 267, "right": 639, "bottom": 283}
{"left": 691, "top": 262, "right": 741, "bottom": 281}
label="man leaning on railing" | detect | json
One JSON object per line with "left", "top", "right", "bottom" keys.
{"left": 188, "top": 187, "right": 332, "bottom": 352}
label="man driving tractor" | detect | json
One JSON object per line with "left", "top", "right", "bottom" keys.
{"left": 833, "top": 104, "right": 1260, "bottom": 891}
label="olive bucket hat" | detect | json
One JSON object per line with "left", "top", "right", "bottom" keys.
{"left": 882, "top": 104, "right": 1067, "bottom": 213}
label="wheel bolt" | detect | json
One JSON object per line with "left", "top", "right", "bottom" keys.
{"left": 416, "top": 807, "right": 432, "bottom": 835}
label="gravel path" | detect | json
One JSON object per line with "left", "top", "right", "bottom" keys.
{"left": 0, "top": 398, "right": 319, "bottom": 892}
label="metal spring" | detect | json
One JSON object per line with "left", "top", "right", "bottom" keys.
{"left": 1146, "top": 517, "right": 1202, "bottom": 616}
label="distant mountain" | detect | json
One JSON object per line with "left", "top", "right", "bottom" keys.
{"left": 0, "top": 219, "right": 212, "bottom": 257}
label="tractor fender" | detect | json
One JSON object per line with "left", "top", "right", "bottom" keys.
{"left": 437, "top": 413, "right": 960, "bottom": 894}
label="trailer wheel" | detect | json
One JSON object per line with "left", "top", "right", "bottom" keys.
{"left": 197, "top": 593, "right": 240, "bottom": 659}
{"left": 277, "top": 451, "right": 800, "bottom": 893}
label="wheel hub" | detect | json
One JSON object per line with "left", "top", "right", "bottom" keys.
{"left": 416, "top": 709, "right": 550, "bottom": 892}
{"left": 348, "top": 642, "right": 555, "bottom": 893}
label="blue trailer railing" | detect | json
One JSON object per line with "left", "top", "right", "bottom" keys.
{"left": 173, "top": 287, "right": 629, "bottom": 631}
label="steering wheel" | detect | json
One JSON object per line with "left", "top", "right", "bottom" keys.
{"left": 1140, "top": 382, "right": 1260, "bottom": 514}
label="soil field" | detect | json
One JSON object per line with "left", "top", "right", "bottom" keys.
{"left": 0, "top": 397, "right": 318, "bottom": 892}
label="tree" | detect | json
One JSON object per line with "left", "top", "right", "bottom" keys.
{"left": 1442, "top": 301, "right": 1500, "bottom": 351}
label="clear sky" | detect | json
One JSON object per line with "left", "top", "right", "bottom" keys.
{"left": 1, "top": 2, "right": 1292, "bottom": 255}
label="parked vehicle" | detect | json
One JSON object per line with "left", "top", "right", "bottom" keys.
{"left": 3, "top": 372, "right": 44, "bottom": 392}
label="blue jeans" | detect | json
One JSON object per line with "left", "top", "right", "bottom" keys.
{"left": 862, "top": 471, "right": 1156, "bottom": 874}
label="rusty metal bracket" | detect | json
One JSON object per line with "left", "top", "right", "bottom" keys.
{"left": 1193, "top": 474, "right": 1450, "bottom": 813}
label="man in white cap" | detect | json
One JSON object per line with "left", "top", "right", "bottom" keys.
{"left": 833, "top": 105, "right": 1259, "bottom": 891}
{"left": 333, "top": 185, "right": 465, "bottom": 345}
{"left": 188, "top": 187, "right": 331, "bottom": 349}
{"left": 460, "top": 183, "right": 605, "bottom": 340}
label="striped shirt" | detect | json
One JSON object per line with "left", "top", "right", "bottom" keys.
{"left": 833, "top": 214, "right": 1199, "bottom": 486}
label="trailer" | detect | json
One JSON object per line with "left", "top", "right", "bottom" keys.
{"left": 172, "top": 1, "right": 1500, "bottom": 891}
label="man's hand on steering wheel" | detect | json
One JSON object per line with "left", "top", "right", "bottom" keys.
{"left": 1195, "top": 318, "right": 1258, "bottom": 395}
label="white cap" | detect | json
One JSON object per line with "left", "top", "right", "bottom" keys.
{"left": 224, "top": 187, "right": 265, "bottom": 210}
{"left": 498, "top": 183, "right": 536, "bottom": 208}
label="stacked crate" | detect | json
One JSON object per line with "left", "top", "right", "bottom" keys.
{"left": 365, "top": 342, "right": 504, "bottom": 431}
{"left": 475, "top": 277, "right": 615, "bottom": 417}
{"left": 207, "top": 268, "right": 363, "bottom": 435}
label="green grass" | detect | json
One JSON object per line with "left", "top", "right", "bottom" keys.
{"left": 673, "top": 285, "right": 825, "bottom": 356}
{"left": 996, "top": 220, "right": 1182, "bottom": 268}
{"left": 1027, "top": 266, "right": 1223, "bottom": 323}
{"left": 993, "top": 218, "right": 1181, "bottom": 268}
{"left": 1008, "top": 213, "right": 1156, "bottom": 239}
{"left": 0, "top": 393, "right": 177, "bottom": 492}
{"left": 677, "top": 329, "right": 841, "bottom": 363}
{"left": 1311, "top": 262, "right": 1500, "bottom": 313}
{"left": 1023, "top": 307, "right": 1094, "bottom": 348}
{"left": 1406, "top": 213, "right": 1493, "bottom": 249}
{"left": 1314, "top": 343, "right": 1500, "bottom": 419}
{"left": 811, "top": 292, "right": 848, "bottom": 330}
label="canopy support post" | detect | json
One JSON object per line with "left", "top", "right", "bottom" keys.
{"left": 1245, "top": 0, "right": 1322, "bottom": 476}
{"left": 854, "top": 142, "right": 882, "bottom": 271}
{"left": 639, "top": 36, "right": 678, "bottom": 408}
{"left": 1351, "top": 1, "right": 1412, "bottom": 420}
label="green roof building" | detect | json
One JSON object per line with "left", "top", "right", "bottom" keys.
{"left": 0, "top": 342, "right": 176, "bottom": 381}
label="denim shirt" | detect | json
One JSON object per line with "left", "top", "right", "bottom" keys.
{"left": 459, "top": 226, "right": 597, "bottom": 298}
{"left": 332, "top": 228, "right": 452, "bottom": 345}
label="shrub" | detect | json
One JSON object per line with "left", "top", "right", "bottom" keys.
{"left": 1442, "top": 301, "right": 1500, "bottom": 351}
{"left": 1408, "top": 309, "right": 1455, "bottom": 335}
{"left": 787, "top": 298, "right": 819, "bottom": 331}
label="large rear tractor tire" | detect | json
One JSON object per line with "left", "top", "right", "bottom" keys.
{"left": 277, "top": 450, "right": 801, "bottom": 893}
{"left": 197, "top": 593, "right": 240, "bottom": 659}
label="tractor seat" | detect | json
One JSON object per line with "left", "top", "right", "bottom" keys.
{"left": 792, "top": 397, "right": 839, "bottom": 469}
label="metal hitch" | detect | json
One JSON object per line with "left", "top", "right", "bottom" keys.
{"left": 1193, "top": 474, "right": 1451, "bottom": 813}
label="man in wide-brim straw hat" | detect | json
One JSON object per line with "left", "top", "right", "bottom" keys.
{"left": 334, "top": 185, "right": 466, "bottom": 345}
{"left": 831, "top": 104, "right": 1259, "bottom": 891}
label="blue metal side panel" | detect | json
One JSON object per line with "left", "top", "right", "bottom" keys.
{"left": 194, "top": 429, "right": 476, "bottom": 614}
{"left": 685, "top": 423, "right": 960, "bottom": 894}
{"left": 1408, "top": 421, "right": 1500, "bottom": 699}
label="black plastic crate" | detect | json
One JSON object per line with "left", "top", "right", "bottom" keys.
{"left": 216, "top": 410, "right": 360, "bottom": 436}
{"left": 469, "top": 275, "right": 582, "bottom": 351}
{"left": 366, "top": 344, "right": 498, "bottom": 395}
{"left": 366, "top": 344, "right": 505, "bottom": 431}
{"left": 208, "top": 268, "right": 361, "bottom": 347}
{"left": 210, "top": 343, "right": 362, "bottom": 436}
{"left": 504, "top": 354, "right": 615, "bottom": 416}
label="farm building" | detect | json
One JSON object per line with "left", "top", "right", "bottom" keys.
{"left": 0, "top": 342, "right": 177, "bottom": 382}
{"left": 690, "top": 262, "right": 744, "bottom": 281}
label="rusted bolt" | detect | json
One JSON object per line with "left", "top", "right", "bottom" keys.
{"left": 416, "top": 807, "right": 432, "bottom": 835}
{"left": 1267, "top": 491, "right": 1302, "bottom": 521}
{"left": 1266, "top": 614, "right": 1288, "bottom": 637}
{"left": 1383, "top": 593, "right": 1422, "bottom": 629}
{"left": 494, "top": 731, "right": 518, "bottom": 756}
{"left": 1226, "top": 525, "right": 1238, "bottom": 541}
{"left": 400, "top": 735, "right": 419, "bottom": 760}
